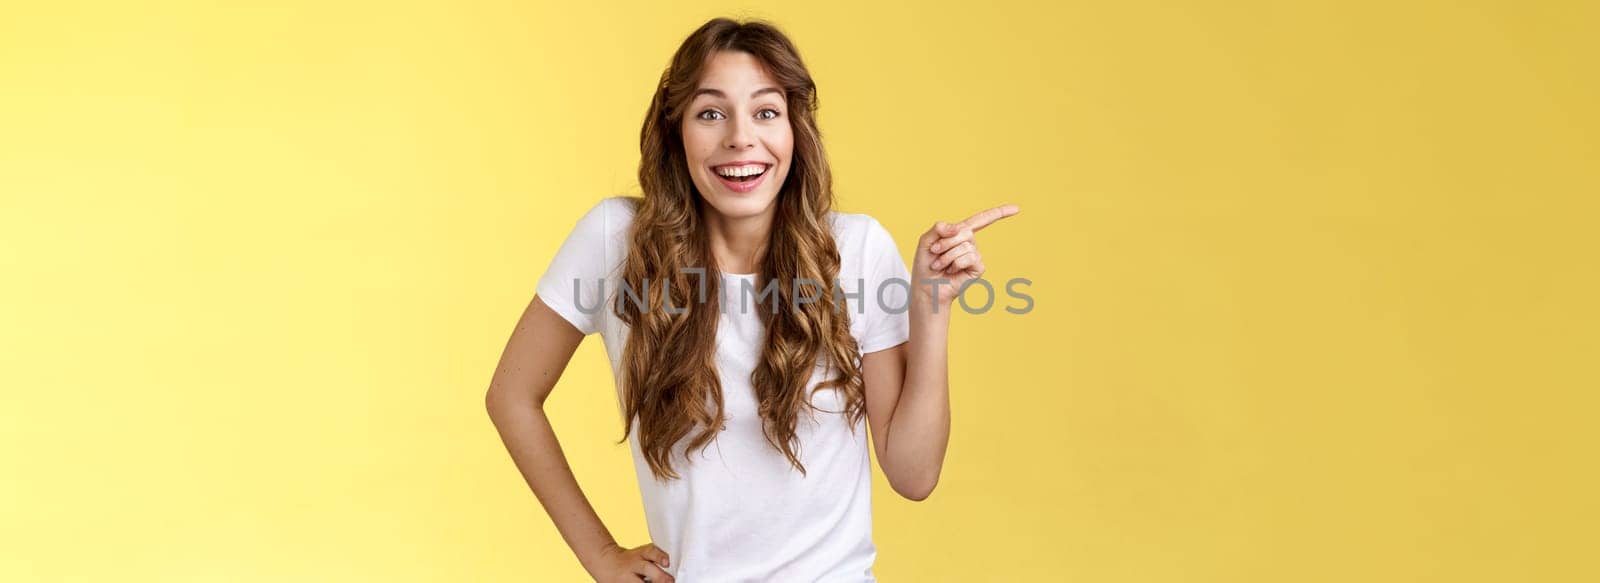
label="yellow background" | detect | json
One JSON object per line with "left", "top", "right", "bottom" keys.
{"left": 3, "top": 1, "right": 1596, "bottom": 581}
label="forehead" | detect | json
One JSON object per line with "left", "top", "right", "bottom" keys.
{"left": 693, "top": 51, "right": 780, "bottom": 96}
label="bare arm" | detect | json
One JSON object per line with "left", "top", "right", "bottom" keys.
{"left": 862, "top": 299, "right": 951, "bottom": 502}
{"left": 863, "top": 205, "right": 1019, "bottom": 502}
{"left": 484, "top": 296, "right": 672, "bottom": 581}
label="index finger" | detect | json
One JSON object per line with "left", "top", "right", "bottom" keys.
{"left": 959, "top": 204, "right": 1021, "bottom": 232}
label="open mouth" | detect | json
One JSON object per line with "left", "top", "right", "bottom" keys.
{"left": 714, "top": 163, "right": 770, "bottom": 182}
{"left": 711, "top": 162, "right": 772, "bottom": 192}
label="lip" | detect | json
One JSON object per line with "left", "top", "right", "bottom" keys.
{"left": 710, "top": 162, "right": 772, "bottom": 194}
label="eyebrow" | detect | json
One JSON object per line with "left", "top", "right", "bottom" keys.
{"left": 690, "top": 87, "right": 784, "bottom": 100}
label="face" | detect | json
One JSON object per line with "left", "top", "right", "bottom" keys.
{"left": 681, "top": 50, "right": 794, "bottom": 220}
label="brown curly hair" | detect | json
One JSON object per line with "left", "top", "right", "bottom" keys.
{"left": 614, "top": 17, "right": 865, "bottom": 481}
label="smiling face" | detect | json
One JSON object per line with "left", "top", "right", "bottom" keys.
{"left": 681, "top": 50, "right": 794, "bottom": 220}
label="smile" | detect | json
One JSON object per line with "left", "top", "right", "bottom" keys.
{"left": 711, "top": 162, "right": 771, "bottom": 193}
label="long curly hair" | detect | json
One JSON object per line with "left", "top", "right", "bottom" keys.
{"left": 613, "top": 17, "right": 864, "bottom": 481}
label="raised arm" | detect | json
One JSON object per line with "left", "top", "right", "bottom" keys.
{"left": 484, "top": 295, "right": 673, "bottom": 582}
{"left": 862, "top": 204, "right": 1019, "bottom": 502}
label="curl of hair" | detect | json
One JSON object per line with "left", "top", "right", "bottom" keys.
{"left": 615, "top": 17, "right": 864, "bottom": 481}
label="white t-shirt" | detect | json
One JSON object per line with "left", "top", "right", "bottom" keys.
{"left": 535, "top": 196, "right": 911, "bottom": 582}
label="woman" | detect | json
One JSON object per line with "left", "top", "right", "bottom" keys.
{"left": 486, "top": 17, "right": 1017, "bottom": 582}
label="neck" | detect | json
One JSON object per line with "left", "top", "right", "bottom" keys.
{"left": 702, "top": 204, "right": 776, "bottom": 276}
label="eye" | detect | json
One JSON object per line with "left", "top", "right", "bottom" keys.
{"left": 697, "top": 109, "right": 726, "bottom": 121}
{"left": 756, "top": 108, "right": 781, "bottom": 120}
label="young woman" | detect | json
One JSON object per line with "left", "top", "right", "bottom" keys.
{"left": 486, "top": 17, "right": 1017, "bottom": 582}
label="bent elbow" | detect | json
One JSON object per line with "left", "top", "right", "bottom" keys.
{"left": 484, "top": 387, "right": 505, "bottom": 414}
{"left": 893, "top": 478, "right": 939, "bottom": 502}
{"left": 484, "top": 386, "right": 537, "bottom": 419}
{"left": 484, "top": 389, "right": 503, "bottom": 423}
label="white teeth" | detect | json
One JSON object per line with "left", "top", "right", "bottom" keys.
{"left": 715, "top": 164, "right": 766, "bottom": 177}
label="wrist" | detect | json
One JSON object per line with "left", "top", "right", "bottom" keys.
{"left": 578, "top": 540, "right": 620, "bottom": 575}
{"left": 910, "top": 289, "right": 956, "bottom": 318}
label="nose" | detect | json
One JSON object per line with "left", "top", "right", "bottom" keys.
{"left": 724, "top": 115, "right": 755, "bottom": 150}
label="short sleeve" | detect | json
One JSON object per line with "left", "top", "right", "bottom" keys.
{"left": 857, "top": 217, "right": 911, "bottom": 354}
{"left": 534, "top": 200, "right": 613, "bottom": 335}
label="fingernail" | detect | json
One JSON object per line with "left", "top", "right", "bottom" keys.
{"left": 931, "top": 243, "right": 941, "bottom": 252}
{"left": 932, "top": 261, "right": 942, "bottom": 270}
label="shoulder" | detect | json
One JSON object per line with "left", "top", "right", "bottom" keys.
{"left": 827, "top": 209, "right": 894, "bottom": 251}
{"left": 828, "top": 209, "right": 900, "bottom": 264}
{"left": 542, "top": 196, "right": 640, "bottom": 281}
{"left": 589, "top": 195, "right": 641, "bottom": 227}
{"left": 595, "top": 195, "right": 640, "bottom": 218}
{"left": 566, "top": 196, "right": 640, "bottom": 241}
{"left": 827, "top": 209, "right": 904, "bottom": 281}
